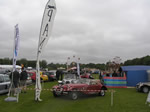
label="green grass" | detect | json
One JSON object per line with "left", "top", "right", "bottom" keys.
{"left": 92, "top": 74, "right": 99, "bottom": 79}
{"left": 0, "top": 81, "right": 150, "bottom": 112}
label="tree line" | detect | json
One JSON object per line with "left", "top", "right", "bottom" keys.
{"left": 0, "top": 58, "right": 106, "bottom": 70}
{"left": 124, "top": 55, "right": 150, "bottom": 66}
{"left": 0, "top": 58, "right": 47, "bottom": 69}
{"left": 1, "top": 55, "right": 150, "bottom": 70}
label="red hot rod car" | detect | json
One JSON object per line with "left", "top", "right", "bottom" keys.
{"left": 52, "top": 79, "right": 107, "bottom": 100}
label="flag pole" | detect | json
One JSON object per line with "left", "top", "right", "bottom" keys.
{"left": 5, "top": 24, "right": 20, "bottom": 102}
{"left": 35, "top": 53, "right": 42, "bottom": 101}
{"left": 77, "top": 58, "right": 80, "bottom": 78}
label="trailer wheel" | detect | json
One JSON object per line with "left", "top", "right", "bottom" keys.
{"left": 142, "top": 86, "right": 149, "bottom": 93}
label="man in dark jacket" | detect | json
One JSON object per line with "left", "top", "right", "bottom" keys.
{"left": 20, "top": 68, "right": 28, "bottom": 93}
{"left": 10, "top": 70, "right": 20, "bottom": 95}
{"left": 56, "top": 69, "right": 60, "bottom": 80}
{"left": 60, "top": 70, "right": 63, "bottom": 80}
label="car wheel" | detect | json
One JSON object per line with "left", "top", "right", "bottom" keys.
{"left": 40, "top": 78, "right": 43, "bottom": 83}
{"left": 142, "top": 86, "right": 149, "bottom": 93}
{"left": 99, "top": 90, "right": 105, "bottom": 96}
{"left": 53, "top": 91, "right": 58, "bottom": 97}
{"left": 32, "top": 79, "right": 35, "bottom": 83}
{"left": 48, "top": 77, "right": 51, "bottom": 81}
{"left": 69, "top": 92, "right": 78, "bottom": 100}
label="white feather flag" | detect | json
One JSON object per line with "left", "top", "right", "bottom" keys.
{"left": 35, "top": 0, "right": 56, "bottom": 101}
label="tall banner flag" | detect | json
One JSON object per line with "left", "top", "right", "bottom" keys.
{"left": 35, "top": 0, "right": 57, "bottom": 101}
{"left": 77, "top": 58, "right": 80, "bottom": 77}
{"left": 13, "top": 24, "right": 20, "bottom": 72}
{"left": 5, "top": 24, "right": 20, "bottom": 101}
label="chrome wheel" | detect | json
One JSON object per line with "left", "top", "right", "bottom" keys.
{"left": 99, "top": 90, "right": 105, "bottom": 96}
{"left": 70, "top": 92, "right": 78, "bottom": 100}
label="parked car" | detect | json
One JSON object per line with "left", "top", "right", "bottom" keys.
{"left": 27, "top": 72, "right": 36, "bottom": 82}
{"left": 0, "top": 74, "right": 10, "bottom": 94}
{"left": 26, "top": 72, "right": 32, "bottom": 85}
{"left": 28, "top": 71, "right": 48, "bottom": 82}
{"left": 0, "top": 68, "right": 11, "bottom": 75}
{"left": 0, "top": 69, "right": 8, "bottom": 74}
{"left": 61, "top": 73, "right": 79, "bottom": 84}
{"left": 81, "top": 73, "right": 94, "bottom": 79}
{"left": 43, "top": 70, "right": 56, "bottom": 81}
{"left": 52, "top": 79, "right": 107, "bottom": 100}
{"left": 136, "top": 82, "right": 150, "bottom": 93}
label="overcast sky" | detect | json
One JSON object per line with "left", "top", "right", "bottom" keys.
{"left": 0, "top": 0, "right": 150, "bottom": 64}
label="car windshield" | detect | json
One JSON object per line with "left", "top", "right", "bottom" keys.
{"left": 4, "top": 75, "right": 10, "bottom": 82}
{"left": 64, "top": 74, "right": 76, "bottom": 79}
{"left": 76, "top": 79, "right": 99, "bottom": 85}
{"left": 71, "top": 79, "right": 90, "bottom": 85}
{"left": 44, "top": 72, "right": 55, "bottom": 75}
{"left": 49, "top": 72, "right": 54, "bottom": 75}
{"left": 80, "top": 79, "right": 90, "bottom": 85}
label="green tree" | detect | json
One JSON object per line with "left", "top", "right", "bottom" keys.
{"left": 3, "top": 58, "right": 11, "bottom": 65}
{"left": 0, "top": 58, "right": 4, "bottom": 64}
{"left": 124, "top": 55, "right": 150, "bottom": 66}
{"left": 20, "top": 58, "right": 28, "bottom": 67}
{"left": 40, "top": 60, "right": 47, "bottom": 69}
{"left": 27, "top": 60, "right": 36, "bottom": 68}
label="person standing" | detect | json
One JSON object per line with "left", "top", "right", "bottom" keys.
{"left": 56, "top": 69, "right": 60, "bottom": 80}
{"left": 20, "top": 68, "right": 28, "bottom": 93}
{"left": 60, "top": 70, "right": 63, "bottom": 80}
{"left": 10, "top": 70, "right": 20, "bottom": 95}
{"left": 112, "top": 71, "right": 118, "bottom": 77}
{"left": 99, "top": 71, "right": 104, "bottom": 84}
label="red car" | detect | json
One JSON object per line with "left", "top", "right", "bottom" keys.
{"left": 80, "top": 73, "right": 94, "bottom": 79}
{"left": 27, "top": 71, "right": 49, "bottom": 82}
{"left": 52, "top": 79, "right": 107, "bottom": 100}
{"left": 27, "top": 71, "right": 36, "bottom": 82}
{"left": 43, "top": 71, "right": 56, "bottom": 81}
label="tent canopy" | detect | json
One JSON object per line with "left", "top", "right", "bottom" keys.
{"left": 121, "top": 65, "right": 150, "bottom": 71}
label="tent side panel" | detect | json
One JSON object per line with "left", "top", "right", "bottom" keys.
{"left": 126, "top": 71, "right": 148, "bottom": 86}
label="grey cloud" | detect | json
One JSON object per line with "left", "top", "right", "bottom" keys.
{"left": 0, "top": 0, "right": 150, "bottom": 64}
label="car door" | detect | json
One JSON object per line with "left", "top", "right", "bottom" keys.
{"left": 86, "top": 80, "right": 97, "bottom": 94}
{"left": 0, "top": 75, "right": 5, "bottom": 92}
{"left": 3, "top": 75, "right": 10, "bottom": 90}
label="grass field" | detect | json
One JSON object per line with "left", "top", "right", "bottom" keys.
{"left": 0, "top": 81, "right": 150, "bottom": 112}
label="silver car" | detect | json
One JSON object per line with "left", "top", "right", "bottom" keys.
{"left": 136, "top": 82, "right": 150, "bottom": 93}
{"left": 0, "top": 74, "right": 10, "bottom": 94}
